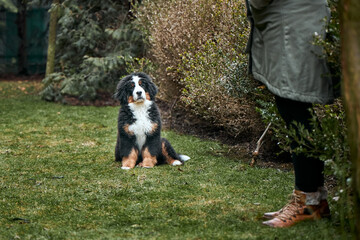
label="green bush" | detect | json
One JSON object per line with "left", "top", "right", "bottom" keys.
{"left": 257, "top": 99, "right": 353, "bottom": 230}
{"left": 41, "top": 0, "right": 144, "bottom": 102}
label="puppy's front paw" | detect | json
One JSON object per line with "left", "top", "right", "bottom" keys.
{"left": 142, "top": 166, "right": 153, "bottom": 169}
{"left": 138, "top": 162, "right": 154, "bottom": 168}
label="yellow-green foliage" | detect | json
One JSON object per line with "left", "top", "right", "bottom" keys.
{"left": 137, "top": 0, "right": 262, "bottom": 138}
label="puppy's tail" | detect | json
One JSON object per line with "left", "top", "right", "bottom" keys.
{"left": 179, "top": 155, "right": 191, "bottom": 162}
{"left": 161, "top": 138, "right": 190, "bottom": 165}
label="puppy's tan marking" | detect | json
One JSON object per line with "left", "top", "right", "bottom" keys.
{"left": 145, "top": 92, "right": 151, "bottom": 100}
{"left": 123, "top": 124, "right": 134, "bottom": 135}
{"left": 128, "top": 96, "right": 134, "bottom": 103}
{"left": 150, "top": 123, "right": 158, "bottom": 134}
{"left": 162, "top": 142, "right": 179, "bottom": 165}
{"left": 139, "top": 148, "right": 157, "bottom": 168}
{"left": 122, "top": 148, "right": 138, "bottom": 169}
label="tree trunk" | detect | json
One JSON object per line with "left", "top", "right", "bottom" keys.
{"left": 16, "top": 0, "right": 27, "bottom": 75}
{"left": 340, "top": 0, "right": 360, "bottom": 239}
{"left": 45, "top": 0, "right": 59, "bottom": 77}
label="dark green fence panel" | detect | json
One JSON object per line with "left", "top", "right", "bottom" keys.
{"left": 0, "top": 8, "right": 49, "bottom": 75}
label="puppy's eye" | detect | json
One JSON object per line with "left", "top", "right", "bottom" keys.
{"left": 138, "top": 80, "right": 142, "bottom": 85}
{"left": 131, "top": 83, "right": 135, "bottom": 87}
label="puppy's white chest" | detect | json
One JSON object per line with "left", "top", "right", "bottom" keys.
{"left": 128, "top": 101, "right": 153, "bottom": 150}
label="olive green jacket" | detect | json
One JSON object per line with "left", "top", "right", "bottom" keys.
{"left": 247, "top": 0, "right": 335, "bottom": 104}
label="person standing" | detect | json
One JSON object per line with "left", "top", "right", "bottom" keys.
{"left": 245, "top": 0, "right": 335, "bottom": 227}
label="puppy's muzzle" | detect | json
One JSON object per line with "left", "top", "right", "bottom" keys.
{"left": 134, "top": 91, "right": 145, "bottom": 102}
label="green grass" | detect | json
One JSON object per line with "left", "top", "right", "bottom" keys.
{"left": 0, "top": 81, "right": 349, "bottom": 239}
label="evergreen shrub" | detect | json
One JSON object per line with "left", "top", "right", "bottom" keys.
{"left": 41, "top": 0, "right": 144, "bottom": 102}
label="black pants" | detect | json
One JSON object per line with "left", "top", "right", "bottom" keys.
{"left": 275, "top": 96, "right": 324, "bottom": 192}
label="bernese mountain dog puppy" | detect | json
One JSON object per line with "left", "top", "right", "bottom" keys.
{"left": 114, "top": 72, "right": 190, "bottom": 169}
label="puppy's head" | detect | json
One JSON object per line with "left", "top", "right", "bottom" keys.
{"left": 115, "top": 72, "right": 158, "bottom": 105}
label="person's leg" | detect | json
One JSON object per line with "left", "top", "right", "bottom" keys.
{"left": 274, "top": 95, "right": 324, "bottom": 192}
{"left": 262, "top": 96, "right": 329, "bottom": 228}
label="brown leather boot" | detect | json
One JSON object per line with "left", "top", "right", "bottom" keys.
{"left": 263, "top": 187, "right": 331, "bottom": 219}
{"left": 263, "top": 199, "right": 330, "bottom": 220}
{"left": 262, "top": 190, "right": 330, "bottom": 228}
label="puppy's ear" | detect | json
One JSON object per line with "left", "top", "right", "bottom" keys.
{"left": 114, "top": 75, "right": 130, "bottom": 105}
{"left": 139, "top": 73, "right": 158, "bottom": 100}
{"left": 147, "top": 80, "right": 158, "bottom": 100}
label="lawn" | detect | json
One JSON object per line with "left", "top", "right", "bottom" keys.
{"left": 0, "top": 81, "right": 349, "bottom": 239}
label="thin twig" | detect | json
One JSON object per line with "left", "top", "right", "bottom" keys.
{"left": 250, "top": 122, "right": 272, "bottom": 166}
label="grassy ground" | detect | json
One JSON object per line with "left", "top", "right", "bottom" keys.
{"left": 0, "top": 81, "right": 349, "bottom": 239}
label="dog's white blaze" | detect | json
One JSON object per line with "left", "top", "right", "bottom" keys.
{"left": 132, "top": 76, "right": 146, "bottom": 101}
{"left": 128, "top": 100, "right": 153, "bottom": 150}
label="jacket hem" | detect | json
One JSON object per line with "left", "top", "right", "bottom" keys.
{"left": 252, "top": 72, "right": 334, "bottom": 104}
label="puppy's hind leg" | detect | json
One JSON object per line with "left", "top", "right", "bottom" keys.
{"left": 161, "top": 138, "right": 187, "bottom": 166}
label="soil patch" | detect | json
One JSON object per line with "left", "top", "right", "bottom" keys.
{"left": 61, "top": 89, "right": 291, "bottom": 169}
{"left": 155, "top": 99, "right": 292, "bottom": 170}
{"left": 0, "top": 74, "right": 44, "bottom": 82}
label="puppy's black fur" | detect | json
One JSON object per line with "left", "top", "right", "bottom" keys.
{"left": 114, "top": 72, "right": 188, "bottom": 169}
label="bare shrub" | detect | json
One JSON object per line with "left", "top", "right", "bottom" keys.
{"left": 136, "top": 0, "right": 264, "bottom": 139}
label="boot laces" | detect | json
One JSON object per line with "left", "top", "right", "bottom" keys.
{"left": 277, "top": 193, "right": 303, "bottom": 222}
